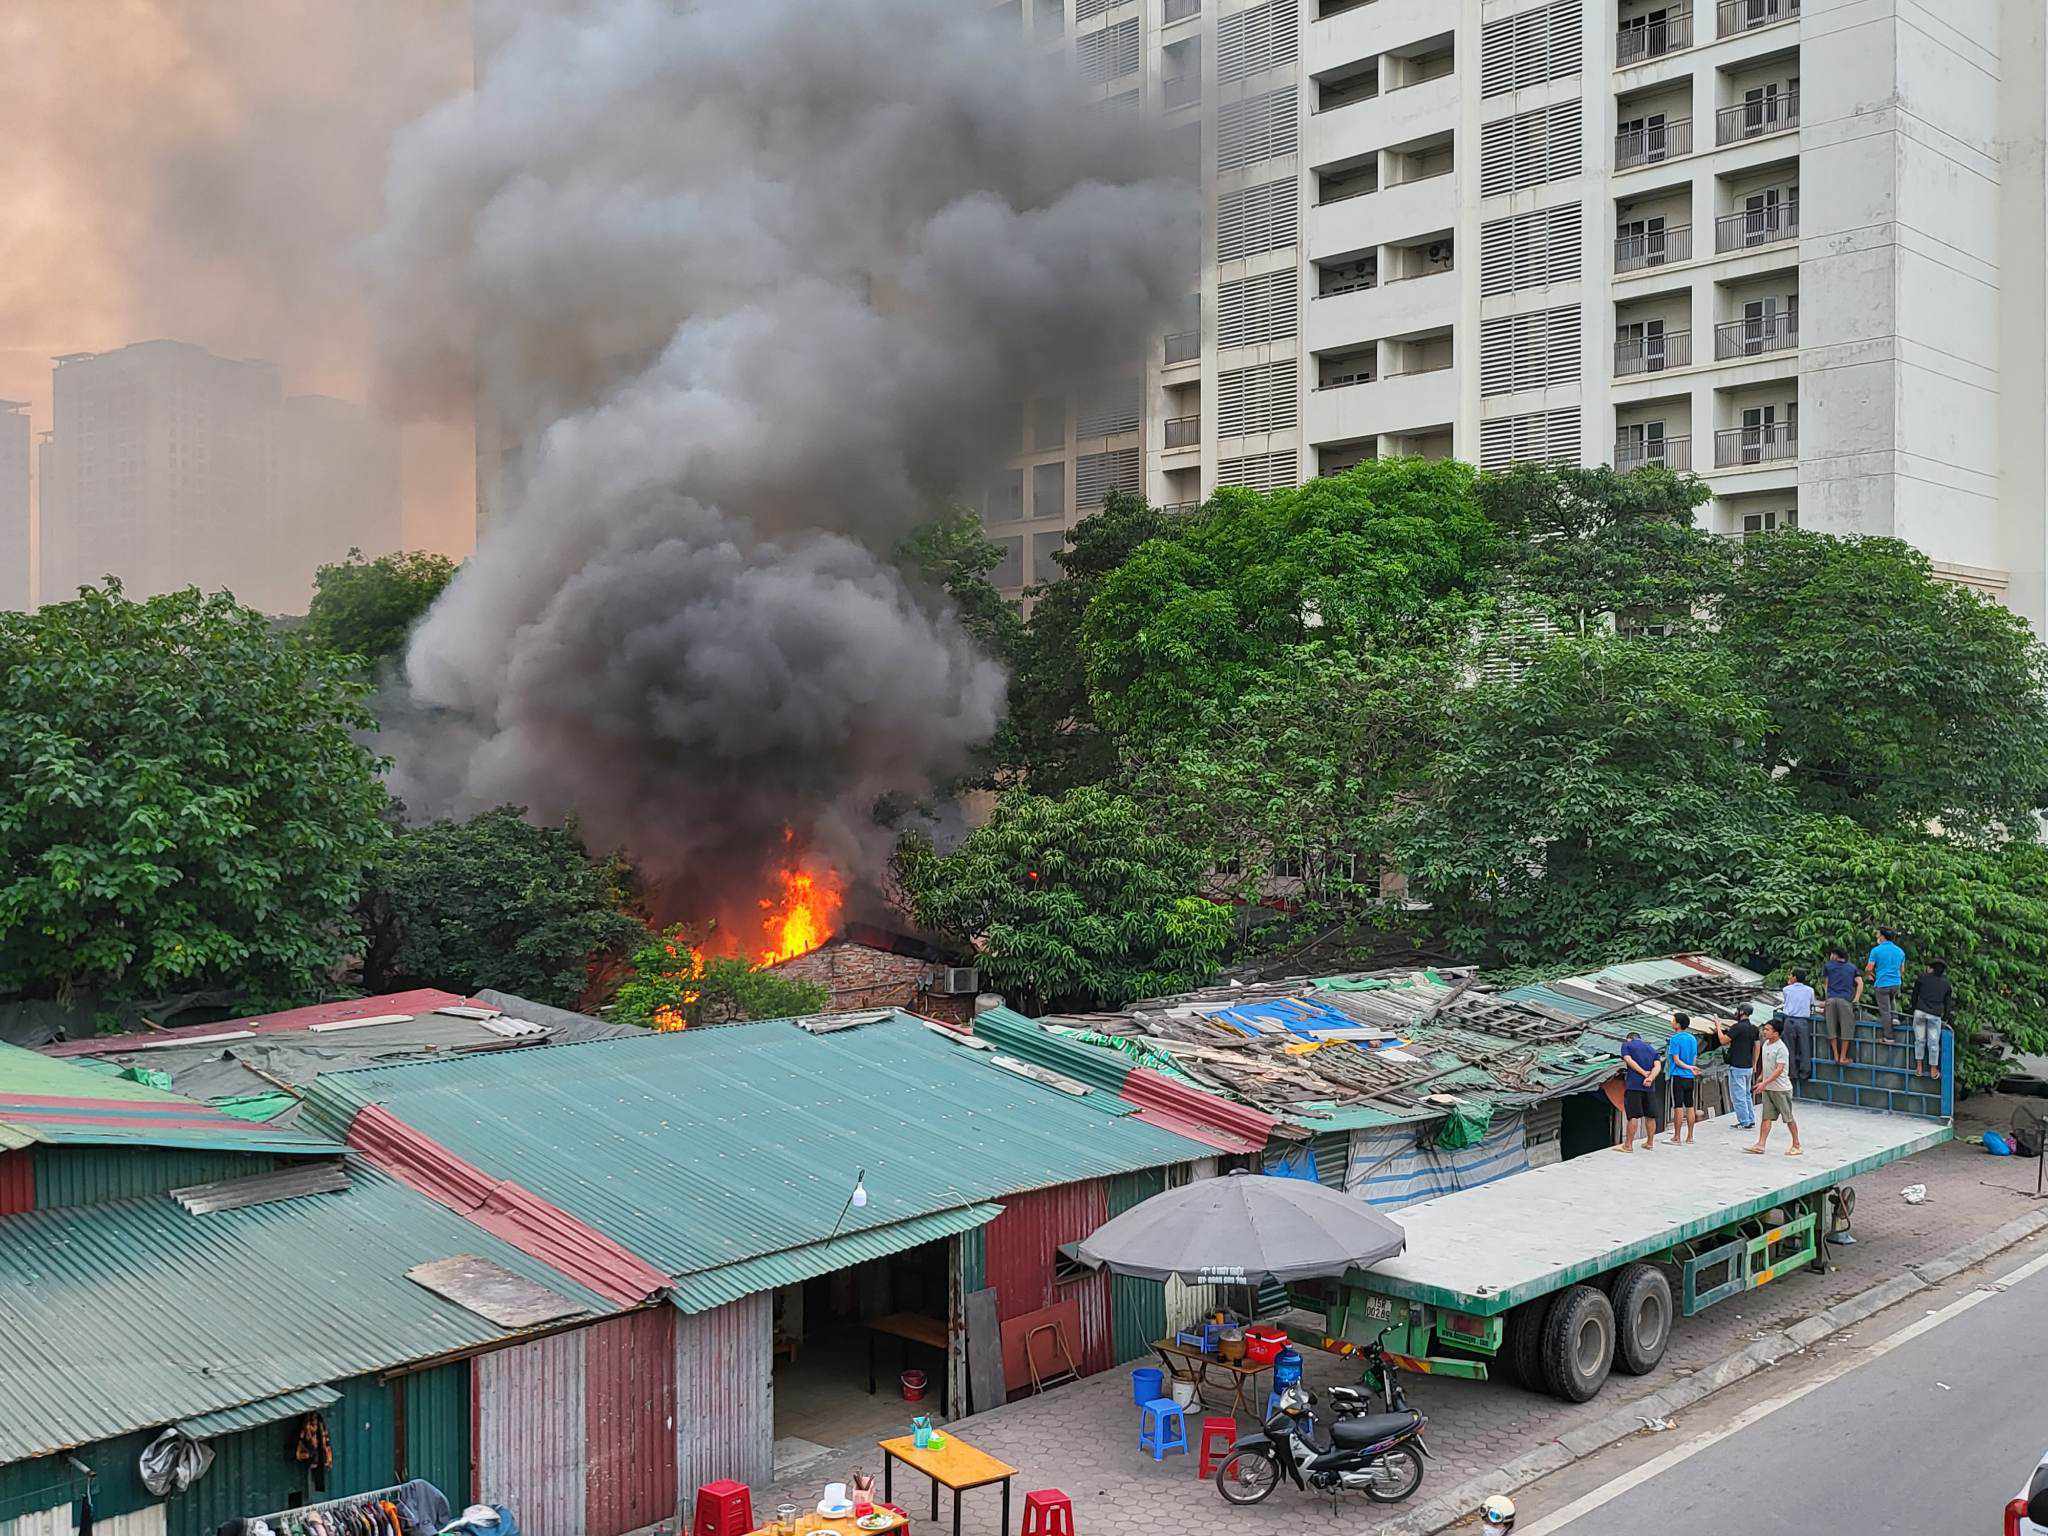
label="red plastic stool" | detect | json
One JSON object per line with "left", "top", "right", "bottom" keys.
{"left": 693, "top": 1479, "right": 753, "bottom": 1536}
{"left": 1197, "top": 1417, "right": 1237, "bottom": 1478}
{"left": 1021, "top": 1488, "right": 1075, "bottom": 1536}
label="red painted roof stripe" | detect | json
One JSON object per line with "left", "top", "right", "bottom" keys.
{"left": 1119, "top": 1068, "right": 1275, "bottom": 1155}
{"left": 0, "top": 1094, "right": 251, "bottom": 1116}
{"left": 0, "top": 1109, "right": 257, "bottom": 1131}
{"left": 346, "top": 1103, "right": 669, "bottom": 1308}
{"left": 39, "top": 989, "right": 484, "bottom": 1056}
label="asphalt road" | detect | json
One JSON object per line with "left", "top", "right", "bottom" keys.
{"left": 1506, "top": 1245, "right": 2048, "bottom": 1535}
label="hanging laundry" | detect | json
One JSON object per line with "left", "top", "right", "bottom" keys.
{"left": 291, "top": 1413, "right": 333, "bottom": 1492}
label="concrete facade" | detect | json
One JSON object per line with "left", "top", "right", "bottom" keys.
{"left": 0, "top": 403, "right": 26, "bottom": 612}
{"left": 987, "top": 0, "right": 2048, "bottom": 628}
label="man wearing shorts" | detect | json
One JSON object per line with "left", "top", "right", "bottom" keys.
{"left": 1866, "top": 927, "right": 1906, "bottom": 1039}
{"left": 1747, "top": 1019, "right": 1802, "bottom": 1157}
{"left": 1620, "top": 1030, "right": 1661, "bottom": 1152}
{"left": 1663, "top": 1013, "right": 1699, "bottom": 1145}
{"left": 1821, "top": 946, "right": 1860, "bottom": 1067}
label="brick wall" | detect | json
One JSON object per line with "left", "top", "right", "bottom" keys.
{"left": 766, "top": 941, "right": 974, "bottom": 1025}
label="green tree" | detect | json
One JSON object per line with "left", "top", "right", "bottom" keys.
{"left": 0, "top": 583, "right": 390, "bottom": 1011}
{"left": 893, "top": 787, "right": 1232, "bottom": 1012}
{"left": 357, "top": 807, "right": 647, "bottom": 1007}
{"left": 1716, "top": 530, "right": 2048, "bottom": 839}
{"left": 303, "top": 548, "right": 458, "bottom": 670}
{"left": 609, "top": 925, "right": 829, "bottom": 1029}
{"left": 1394, "top": 636, "right": 1786, "bottom": 966}
{"left": 894, "top": 512, "right": 1026, "bottom": 667}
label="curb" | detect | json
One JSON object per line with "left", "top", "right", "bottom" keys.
{"left": 1369, "top": 1207, "right": 2048, "bottom": 1535}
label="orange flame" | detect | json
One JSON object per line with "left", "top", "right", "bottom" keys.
{"left": 758, "top": 864, "right": 843, "bottom": 965}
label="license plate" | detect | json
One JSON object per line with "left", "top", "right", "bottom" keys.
{"left": 1361, "top": 1294, "right": 1394, "bottom": 1321}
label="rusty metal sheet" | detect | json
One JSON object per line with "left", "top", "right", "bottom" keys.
{"left": 980, "top": 1181, "right": 1113, "bottom": 1378}
{"left": 583, "top": 1307, "right": 677, "bottom": 1535}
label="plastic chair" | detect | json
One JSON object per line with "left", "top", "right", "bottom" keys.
{"left": 692, "top": 1480, "right": 753, "bottom": 1536}
{"left": 1130, "top": 1366, "right": 1164, "bottom": 1405}
{"left": 1137, "top": 1398, "right": 1188, "bottom": 1461}
{"left": 1196, "top": 1416, "right": 1237, "bottom": 1478}
{"left": 1021, "top": 1489, "right": 1075, "bottom": 1536}
{"left": 1266, "top": 1390, "right": 1285, "bottom": 1420}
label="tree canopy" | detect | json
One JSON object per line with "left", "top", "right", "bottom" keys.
{"left": 0, "top": 583, "right": 390, "bottom": 1013}
{"left": 303, "top": 548, "right": 458, "bottom": 670}
{"left": 609, "top": 926, "right": 829, "bottom": 1029}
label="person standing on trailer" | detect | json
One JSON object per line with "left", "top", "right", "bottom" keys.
{"left": 1718, "top": 1005, "right": 1763, "bottom": 1131}
{"left": 1866, "top": 927, "right": 1907, "bottom": 1039}
{"left": 1907, "top": 959, "right": 1953, "bottom": 1083}
{"left": 1619, "top": 1029, "right": 1662, "bottom": 1152}
{"left": 1663, "top": 1013, "right": 1700, "bottom": 1146}
{"left": 1821, "top": 945, "right": 1861, "bottom": 1067}
{"left": 1778, "top": 968, "right": 1816, "bottom": 1083}
{"left": 1747, "top": 1018, "right": 1802, "bottom": 1157}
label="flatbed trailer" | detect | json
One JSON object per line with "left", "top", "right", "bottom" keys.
{"left": 1305, "top": 1101, "right": 1950, "bottom": 1402}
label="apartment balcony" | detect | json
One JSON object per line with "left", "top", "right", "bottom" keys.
{"left": 1713, "top": 312, "right": 1798, "bottom": 359}
{"left": 1163, "top": 414, "right": 1201, "bottom": 449}
{"left": 1163, "top": 73, "right": 1201, "bottom": 109}
{"left": 1164, "top": 330, "right": 1201, "bottom": 365}
{"left": 1615, "top": 118, "right": 1693, "bottom": 170}
{"left": 1716, "top": 90, "right": 1799, "bottom": 144}
{"left": 1162, "top": 0, "right": 1200, "bottom": 23}
{"left": 1309, "top": 174, "right": 1455, "bottom": 262}
{"left": 1718, "top": 0, "right": 1799, "bottom": 36}
{"left": 1308, "top": 71, "right": 1459, "bottom": 169}
{"left": 1714, "top": 199, "right": 1799, "bottom": 253}
{"left": 1714, "top": 422, "right": 1797, "bottom": 467}
{"left": 1617, "top": 7, "right": 1692, "bottom": 66}
{"left": 1615, "top": 434, "right": 1692, "bottom": 471}
{"left": 1305, "top": 363, "right": 1458, "bottom": 446}
{"left": 1615, "top": 224, "right": 1693, "bottom": 273}
{"left": 1614, "top": 330, "right": 1693, "bottom": 376}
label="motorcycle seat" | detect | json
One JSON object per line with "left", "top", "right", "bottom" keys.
{"left": 1329, "top": 1411, "right": 1420, "bottom": 1447}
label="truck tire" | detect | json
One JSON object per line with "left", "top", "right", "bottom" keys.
{"left": 1505, "top": 1294, "right": 1554, "bottom": 1392}
{"left": 1610, "top": 1263, "right": 1674, "bottom": 1376}
{"left": 1540, "top": 1284, "right": 1615, "bottom": 1402}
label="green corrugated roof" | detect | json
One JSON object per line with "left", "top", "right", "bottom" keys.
{"left": 176, "top": 1384, "right": 340, "bottom": 1439}
{"left": 303, "top": 1013, "right": 1212, "bottom": 1294}
{"left": 668, "top": 1203, "right": 1002, "bottom": 1314}
{"left": 0, "top": 1041, "right": 336, "bottom": 1157}
{"left": 0, "top": 1159, "right": 621, "bottom": 1465}
{"left": 973, "top": 1010, "right": 1136, "bottom": 1096}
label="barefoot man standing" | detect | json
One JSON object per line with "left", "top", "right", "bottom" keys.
{"left": 1747, "top": 1018, "right": 1803, "bottom": 1157}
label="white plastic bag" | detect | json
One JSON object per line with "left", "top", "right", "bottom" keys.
{"left": 138, "top": 1428, "right": 214, "bottom": 1495}
{"left": 1901, "top": 1183, "right": 1928, "bottom": 1205}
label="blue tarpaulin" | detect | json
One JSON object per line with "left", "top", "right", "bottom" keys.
{"left": 1207, "top": 996, "right": 1402, "bottom": 1042}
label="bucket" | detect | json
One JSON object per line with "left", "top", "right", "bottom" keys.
{"left": 900, "top": 1369, "right": 928, "bottom": 1402}
{"left": 1131, "top": 1367, "right": 1164, "bottom": 1405}
{"left": 1170, "top": 1379, "right": 1199, "bottom": 1411}
{"left": 1272, "top": 1348, "right": 1303, "bottom": 1389}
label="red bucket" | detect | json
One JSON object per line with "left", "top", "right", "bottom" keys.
{"left": 900, "top": 1369, "right": 928, "bottom": 1402}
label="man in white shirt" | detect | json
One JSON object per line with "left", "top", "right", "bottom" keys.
{"left": 1779, "top": 969, "right": 1816, "bottom": 1084}
{"left": 1746, "top": 1019, "right": 1802, "bottom": 1157}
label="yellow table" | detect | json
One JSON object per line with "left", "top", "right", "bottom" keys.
{"left": 744, "top": 1509, "right": 908, "bottom": 1536}
{"left": 879, "top": 1433, "right": 1019, "bottom": 1536}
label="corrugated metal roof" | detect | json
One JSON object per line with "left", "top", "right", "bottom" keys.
{"left": 666, "top": 1203, "right": 1002, "bottom": 1314}
{"left": 0, "top": 1157, "right": 622, "bottom": 1465}
{"left": 38, "top": 991, "right": 482, "bottom": 1055}
{"left": 0, "top": 1042, "right": 339, "bottom": 1157}
{"left": 302, "top": 1013, "right": 1212, "bottom": 1292}
{"left": 168, "top": 1159, "right": 350, "bottom": 1214}
{"left": 175, "top": 1384, "right": 340, "bottom": 1439}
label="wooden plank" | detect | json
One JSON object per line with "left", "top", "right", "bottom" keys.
{"left": 407, "top": 1254, "right": 588, "bottom": 1327}
{"left": 962, "top": 1287, "right": 1004, "bottom": 1416}
{"left": 868, "top": 1311, "right": 949, "bottom": 1350}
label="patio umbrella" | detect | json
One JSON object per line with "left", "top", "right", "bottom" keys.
{"left": 1073, "top": 1170, "right": 1405, "bottom": 1286}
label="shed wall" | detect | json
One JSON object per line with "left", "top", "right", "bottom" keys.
{"left": 1104, "top": 1170, "right": 1165, "bottom": 1365}
{"left": 0, "top": 1150, "right": 31, "bottom": 1215}
{"left": 402, "top": 1362, "right": 474, "bottom": 1502}
{"left": 981, "top": 1181, "right": 1113, "bottom": 1377}
{"left": 584, "top": 1307, "right": 677, "bottom": 1536}
{"left": 675, "top": 1292, "right": 772, "bottom": 1506}
{"left": 474, "top": 1331, "right": 587, "bottom": 1536}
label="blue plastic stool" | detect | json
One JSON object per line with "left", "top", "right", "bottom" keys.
{"left": 1267, "top": 1390, "right": 1285, "bottom": 1419}
{"left": 1131, "top": 1367, "right": 1164, "bottom": 1406}
{"left": 1138, "top": 1398, "right": 1189, "bottom": 1461}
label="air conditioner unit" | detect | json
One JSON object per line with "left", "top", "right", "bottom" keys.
{"left": 937, "top": 967, "right": 980, "bottom": 995}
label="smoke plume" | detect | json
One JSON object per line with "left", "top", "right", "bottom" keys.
{"left": 372, "top": 0, "right": 1199, "bottom": 921}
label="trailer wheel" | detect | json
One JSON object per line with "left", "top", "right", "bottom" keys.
{"left": 1540, "top": 1284, "right": 1615, "bottom": 1402}
{"left": 1610, "top": 1263, "right": 1673, "bottom": 1376}
{"left": 1505, "top": 1294, "right": 1554, "bottom": 1392}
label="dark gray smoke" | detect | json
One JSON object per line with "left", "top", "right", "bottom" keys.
{"left": 370, "top": 0, "right": 1198, "bottom": 921}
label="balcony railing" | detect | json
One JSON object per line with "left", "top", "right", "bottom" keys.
{"left": 1714, "top": 199, "right": 1800, "bottom": 252}
{"left": 1615, "top": 117, "right": 1693, "bottom": 169}
{"left": 1616, "top": 8, "right": 1692, "bottom": 65}
{"left": 1164, "top": 414, "right": 1201, "bottom": 448}
{"left": 1163, "top": 0, "right": 1201, "bottom": 23}
{"left": 1717, "top": 90, "right": 1800, "bottom": 144}
{"left": 1614, "top": 329, "right": 1693, "bottom": 375}
{"left": 1718, "top": 0, "right": 1799, "bottom": 36}
{"left": 1164, "top": 329, "right": 1201, "bottom": 364}
{"left": 1319, "top": 365, "right": 1377, "bottom": 390}
{"left": 1615, "top": 434, "right": 1692, "bottom": 471}
{"left": 1715, "top": 423, "right": 1798, "bottom": 466}
{"left": 1163, "top": 73, "right": 1200, "bottom": 108}
{"left": 1317, "top": 268, "right": 1378, "bottom": 298}
{"left": 1615, "top": 224, "right": 1692, "bottom": 272}
{"left": 1713, "top": 312, "right": 1798, "bottom": 359}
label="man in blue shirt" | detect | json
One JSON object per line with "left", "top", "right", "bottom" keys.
{"left": 1821, "top": 946, "right": 1861, "bottom": 1067}
{"left": 1866, "top": 928, "right": 1907, "bottom": 1039}
{"left": 1663, "top": 1013, "right": 1700, "bottom": 1145}
{"left": 1779, "top": 969, "right": 1816, "bottom": 1083}
{"left": 1620, "top": 1031, "right": 1662, "bottom": 1152}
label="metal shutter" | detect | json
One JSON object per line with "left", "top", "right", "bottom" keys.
{"left": 1076, "top": 446, "right": 1142, "bottom": 505}
{"left": 1217, "top": 449, "right": 1298, "bottom": 491}
{"left": 1216, "top": 269, "right": 1299, "bottom": 347}
{"left": 1077, "top": 377, "right": 1142, "bottom": 438}
{"left": 1217, "top": 87, "right": 1297, "bottom": 172}
{"left": 1480, "top": 203, "right": 1582, "bottom": 295}
{"left": 1480, "top": 0, "right": 1584, "bottom": 98}
{"left": 1478, "top": 305, "right": 1582, "bottom": 395}
{"left": 1479, "top": 407, "right": 1581, "bottom": 470}
{"left": 1078, "top": 17, "right": 1140, "bottom": 82}
{"left": 1479, "top": 100, "right": 1583, "bottom": 198}
{"left": 1216, "top": 178, "right": 1297, "bottom": 262}
{"left": 1218, "top": 0, "right": 1298, "bottom": 84}
{"left": 1075, "top": 0, "right": 1127, "bottom": 20}
{"left": 1217, "top": 359, "right": 1298, "bottom": 435}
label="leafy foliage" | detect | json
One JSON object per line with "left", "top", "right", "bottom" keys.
{"left": 609, "top": 925, "right": 829, "bottom": 1029}
{"left": 303, "top": 548, "right": 458, "bottom": 670}
{"left": 357, "top": 807, "right": 647, "bottom": 1007}
{"left": 894, "top": 512, "right": 1026, "bottom": 668}
{"left": 0, "top": 583, "right": 390, "bottom": 1008}
{"left": 893, "top": 787, "right": 1232, "bottom": 1012}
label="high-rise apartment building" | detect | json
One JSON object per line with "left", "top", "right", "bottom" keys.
{"left": 0, "top": 402, "right": 28, "bottom": 612}
{"left": 985, "top": 0, "right": 2048, "bottom": 627}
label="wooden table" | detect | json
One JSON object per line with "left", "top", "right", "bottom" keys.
{"left": 743, "top": 1509, "right": 908, "bottom": 1536}
{"left": 866, "top": 1311, "right": 951, "bottom": 1416}
{"left": 879, "top": 1433, "right": 1018, "bottom": 1536}
{"left": 1151, "top": 1339, "right": 1272, "bottom": 1418}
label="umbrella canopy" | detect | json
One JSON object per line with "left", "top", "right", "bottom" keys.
{"left": 1074, "top": 1171, "right": 1405, "bottom": 1285}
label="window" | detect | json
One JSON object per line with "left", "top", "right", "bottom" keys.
{"left": 1317, "top": 347, "right": 1376, "bottom": 389}
{"left": 1217, "top": 359, "right": 1298, "bottom": 435}
{"left": 1076, "top": 447, "right": 1141, "bottom": 505}
{"left": 1035, "top": 0, "right": 1065, "bottom": 31}
{"left": 1076, "top": 0, "right": 1127, "bottom": 16}
{"left": 1077, "top": 378, "right": 1140, "bottom": 438}
{"left": 1217, "top": 0, "right": 1296, "bottom": 83}
{"left": 986, "top": 469, "right": 1024, "bottom": 522}
{"left": 1480, "top": 0, "right": 1583, "bottom": 97}
{"left": 1078, "top": 17, "right": 1140, "bottom": 81}
{"left": 1318, "top": 440, "right": 1376, "bottom": 476}
{"left": 1216, "top": 179, "right": 1297, "bottom": 262}
{"left": 1031, "top": 397, "right": 1065, "bottom": 451}
{"left": 1479, "top": 407, "right": 1580, "bottom": 469}
{"left": 1218, "top": 449, "right": 1298, "bottom": 490}
{"left": 1479, "top": 306, "right": 1581, "bottom": 394}
{"left": 1217, "top": 269, "right": 1299, "bottom": 347}
{"left": 1480, "top": 203, "right": 1581, "bottom": 295}
{"left": 1053, "top": 1245, "right": 1091, "bottom": 1285}
{"left": 1217, "top": 87, "right": 1297, "bottom": 171}
{"left": 1316, "top": 254, "right": 1377, "bottom": 298}
{"left": 1032, "top": 461, "right": 1067, "bottom": 519}
{"left": 1740, "top": 507, "right": 1795, "bottom": 535}
{"left": 992, "top": 536, "right": 1025, "bottom": 587}
{"left": 1031, "top": 530, "right": 1069, "bottom": 581}
{"left": 1479, "top": 101, "right": 1582, "bottom": 197}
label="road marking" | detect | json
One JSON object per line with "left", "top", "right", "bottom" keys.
{"left": 1512, "top": 1244, "right": 2048, "bottom": 1535}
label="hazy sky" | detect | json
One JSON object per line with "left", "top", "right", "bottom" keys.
{"left": 0, "top": 1, "right": 477, "bottom": 556}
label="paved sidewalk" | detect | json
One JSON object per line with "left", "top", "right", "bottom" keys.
{"left": 766, "top": 1130, "right": 2046, "bottom": 1535}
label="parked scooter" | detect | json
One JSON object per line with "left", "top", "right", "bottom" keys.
{"left": 1213, "top": 1384, "right": 1430, "bottom": 1506}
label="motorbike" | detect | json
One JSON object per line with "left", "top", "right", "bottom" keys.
{"left": 1213, "top": 1382, "right": 1430, "bottom": 1506}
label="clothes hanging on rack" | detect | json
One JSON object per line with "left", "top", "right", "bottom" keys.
{"left": 290, "top": 1414, "right": 333, "bottom": 1493}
